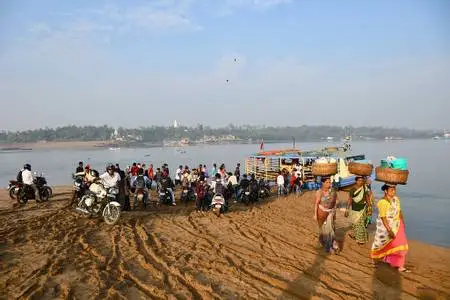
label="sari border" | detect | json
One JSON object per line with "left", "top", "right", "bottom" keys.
{"left": 371, "top": 244, "right": 409, "bottom": 259}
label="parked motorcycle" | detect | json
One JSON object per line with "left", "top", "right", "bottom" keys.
{"left": 180, "top": 187, "right": 197, "bottom": 206}
{"left": 258, "top": 179, "right": 271, "bottom": 199}
{"left": 210, "top": 194, "right": 225, "bottom": 217}
{"left": 240, "top": 189, "right": 251, "bottom": 205}
{"left": 75, "top": 182, "right": 121, "bottom": 225}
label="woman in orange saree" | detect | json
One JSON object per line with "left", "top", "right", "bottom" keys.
{"left": 371, "top": 184, "right": 410, "bottom": 272}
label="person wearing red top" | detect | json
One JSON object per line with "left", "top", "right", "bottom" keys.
{"left": 130, "top": 163, "right": 139, "bottom": 176}
{"left": 147, "top": 164, "right": 154, "bottom": 179}
{"left": 289, "top": 171, "right": 297, "bottom": 193}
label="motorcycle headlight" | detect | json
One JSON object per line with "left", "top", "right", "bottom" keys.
{"left": 84, "top": 196, "right": 94, "bottom": 207}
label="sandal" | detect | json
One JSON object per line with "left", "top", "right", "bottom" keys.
{"left": 398, "top": 268, "right": 411, "bottom": 273}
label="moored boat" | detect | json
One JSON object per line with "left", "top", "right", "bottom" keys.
{"left": 245, "top": 144, "right": 371, "bottom": 190}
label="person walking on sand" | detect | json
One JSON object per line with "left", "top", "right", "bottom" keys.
{"left": 276, "top": 171, "right": 285, "bottom": 196}
{"left": 345, "top": 176, "right": 373, "bottom": 245}
{"left": 314, "top": 177, "right": 340, "bottom": 254}
{"left": 371, "top": 184, "right": 410, "bottom": 272}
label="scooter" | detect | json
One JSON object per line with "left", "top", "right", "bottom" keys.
{"left": 210, "top": 194, "right": 225, "bottom": 217}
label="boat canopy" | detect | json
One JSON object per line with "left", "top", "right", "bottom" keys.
{"left": 248, "top": 147, "right": 344, "bottom": 160}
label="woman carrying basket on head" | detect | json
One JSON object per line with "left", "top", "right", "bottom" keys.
{"left": 345, "top": 176, "right": 373, "bottom": 245}
{"left": 371, "top": 184, "right": 410, "bottom": 272}
{"left": 314, "top": 177, "right": 340, "bottom": 254}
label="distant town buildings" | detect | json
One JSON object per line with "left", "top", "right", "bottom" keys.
{"left": 110, "top": 128, "right": 141, "bottom": 142}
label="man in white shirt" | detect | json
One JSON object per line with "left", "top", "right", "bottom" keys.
{"left": 21, "top": 164, "right": 39, "bottom": 199}
{"left": 226, "top": 172, "right": 239, "bottom": 200}
{"left": 277, "top": 171, "right": 285, "bottom": 196}
{"left": 295, "top": 164, "right": 302, "bottom": 178}
{"left": 175, "top": 165, "right": 182, "bottom": 186}
{"left": 227, "top": 172, "right": 238, "bottom": 186}
{"left": 100, "top": 164, "right": 121, "bottom": 189}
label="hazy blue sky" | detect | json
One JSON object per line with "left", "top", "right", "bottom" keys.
{"left": 0, "top": 0, "right": 449, "bottom": 131}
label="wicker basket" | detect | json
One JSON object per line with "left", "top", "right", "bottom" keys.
{"left": 375, "top": 167, "right": 409, "bottom": 185}
{"left": 312, "top": 162, "right": 338, "bottom": 176}
{"left": 348, "top": 162, "right": 373, "bottom": 176}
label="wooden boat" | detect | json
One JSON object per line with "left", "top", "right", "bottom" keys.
{"left": 245, "top": 145, "right": 371, "bottom": 190}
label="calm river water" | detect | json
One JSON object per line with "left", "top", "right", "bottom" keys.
{"left": 1, "top": 140, "right": 449, "bottom": 247}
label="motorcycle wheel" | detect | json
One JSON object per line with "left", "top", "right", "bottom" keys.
{"left": 215, "top": 207, "right": 221, "bottom": 217}
{"left": 9, "top": 188, "right": 16, "bottom": 200}
{"left": 103, "top": 203, "right": 120, "bottom": 225}
{"left": 77, "top": 197, "right": 91, "bottom": 216}
{"left": 17, "top": 195, "right": 28, "bottom": 205}
{"left": 45, "top": 187, "right": 53, "bottom": 198}
{"left": 39, "top": 188, "right": 50, "bottom": 202}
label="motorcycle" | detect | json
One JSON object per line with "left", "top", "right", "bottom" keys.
{"left": 34, "top": 173, "right": 52, "bottom": 198}
{"left": 72, "top": 175, "right": 88, "bottom": 205}
{"left": 240, "top": 189, "right": 251, "bottom": 205}
{"left": 75, "top": 182, "right": 121, "bottom": 225}
{"left": 7, "top": 180, "right": 21, "bottom": 199}
{"left": 258, "top": 179, "right": 271, "bottom": 199}
{"left": 134, "top": 188, "right": 149, "bottom": 209}
{"left": 158, "top": 186, "right": 173, "bottom": 205}
{"left": 210, "top": 194, "right": 225, "bottom": 217}
{"left": 180, "top": 186, "right": 197, "bottom": 206}
{"left": 17, "top": 174, "right": 51, "bottom": 204}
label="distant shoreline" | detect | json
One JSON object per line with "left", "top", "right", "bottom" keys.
{"left": 0, "top": 137, "right": 440, "bottom": 151}
{"left": 1, "top": 141, "right": 108, "bottom": 150}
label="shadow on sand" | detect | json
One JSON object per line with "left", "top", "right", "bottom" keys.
{"left": 371, "top": 262, "right": 402, "bottom": 300}
{"left": 277, "top": 222, "right": 353, "bottom": 299}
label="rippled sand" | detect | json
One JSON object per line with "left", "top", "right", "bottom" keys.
{"left": 1, "top": 187, "right": 449, "bottom": 299}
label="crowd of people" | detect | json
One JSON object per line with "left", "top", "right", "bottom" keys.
{"left": 73, "top": 161, "right": 279, "bottom": 212}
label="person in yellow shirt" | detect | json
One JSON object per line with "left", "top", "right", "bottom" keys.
{"left": 371, "top": 184, "right": 410, "bottom": 272}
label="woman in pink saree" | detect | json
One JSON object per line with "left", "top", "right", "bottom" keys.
{"left": 371, "top": 184, "right": 410, "bottom": 272}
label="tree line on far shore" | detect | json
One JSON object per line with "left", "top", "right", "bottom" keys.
{"left": 0, "top": 124, "right": 438, "bottom": 144}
